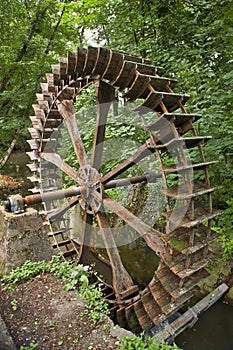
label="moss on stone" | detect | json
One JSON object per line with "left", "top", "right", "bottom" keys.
{"left": 169, "top": 237, "right": 189, "bottom": 251}
{"left": 225, "top": 287, "right": 233, "bottom": 304}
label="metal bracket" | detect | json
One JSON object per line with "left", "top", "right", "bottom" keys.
{"left": 4, "top": 194, "right": 25, "bottom": 214}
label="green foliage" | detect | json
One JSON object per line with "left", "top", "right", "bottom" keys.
{"left": 117, "top": 333, "right": 181, "bottom": 350}
{"left": 19, "top": 344, "right": 38, "bottom": 350}
{"left": 1, "top": 256, "right": 91, "bottom": 287}
{"left": 1, "top": 256, "right": 109, "bottom": 325}
{"left": 80, "top": 282, "right": 109, "bottom": 324}
{"left": 218, "top": 235, "right": 233, "bottom": 260}
{"left": 1, "top": 259, "right": 51, "bottom": 284}
{"left": 10, "top": 298, "right": 18, "bottom": 311}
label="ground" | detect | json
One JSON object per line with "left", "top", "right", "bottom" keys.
{"left": 0, "top": 274, "right": 130, "bottom": 350}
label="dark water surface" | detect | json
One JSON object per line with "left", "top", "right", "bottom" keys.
{"left": 175, "top": 301, "right": 233, "bottom": 350}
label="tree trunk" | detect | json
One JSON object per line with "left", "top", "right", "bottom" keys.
{"left": 0, "top": 137, "right": 18, "bottom": 169}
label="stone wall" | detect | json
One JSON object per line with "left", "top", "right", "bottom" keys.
{"left": 0, "top": 206, "right": 53, "bottom": 274}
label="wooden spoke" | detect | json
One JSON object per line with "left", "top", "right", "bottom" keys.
{"left": 41, "top": 152, "right": 78, "bottom": 180}
{"left": 79, "top": 212, "right": 94, "bottom": 263}
{"left": 92, "top": 81, "right": 115, "bottom": 171}
{"left": 56, "top": 99, "right": 89, "bottom": 166}
{"left": 96, "top": 210, "right": 134, "bottom": 295}
{"left": 47, "top": 197, "right": 79, "bottom": 221}
{"left": 103, "top": 195, "right": 168, "bottom": 258}
{"left": 101, "top": 142, "right": 153, "bottom": 184}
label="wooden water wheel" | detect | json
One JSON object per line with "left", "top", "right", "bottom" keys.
{"left": 26, "top": 47, "right": 222, "bottom": 332}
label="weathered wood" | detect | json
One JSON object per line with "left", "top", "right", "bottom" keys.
{"left": 83, "top": 46, "right": 99, "bottom": 76}
{"left": 112, "top": 60, "right": 137, "bottom": 89}
{"left": 76, "top": 47, "right": 87, "bottom": 76}
{"left": 183, "top": 136, "right": 212, "bottom": 148}
{"left": 91, "top": 81, "right": 115, "bottom": 171}
{"left": 56, "top": 99, "right": 88, "bottom": 166}
{"left": 102, "top": 51, "right": 124, "bottom": 82}
{"left": 163, "top": 183, "right": 221, "bottom": 200}
{"left": 154, "top": 283, "right": 229, "bottom": 344}
{"left": 40, "top": 152, "right": 78, "bottom": 180}
{"left": 67, "top": 51, "right": 77, "bottom": 78}
{"left": 96, "top": 211, "right": 135, "bottom": 296}
{"left": 164, "top": 205, "right": 222, "bottom": 229}
{"left": 103, "top": 196, "right": 168, "bottom": 258}
{"left": 101, "top": 142, "right": 153, "bottom": 184}
{"left": 162, "top": 161, "right": 218, "bottom": 174}
{"left": 136, "top": 63, "right": 158, "bottom": 76}
{"left": 134, "top": 300, "right": 154, "bottom": 330}
{"left": 92, "top": 47, "right": 111, "bottom": 77}
{"left": 123, "top": 72, "right": 150, "bottom": 100}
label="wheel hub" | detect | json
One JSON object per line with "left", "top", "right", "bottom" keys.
{"left": 77, "top": 165, "right": 103, "bottom": 214}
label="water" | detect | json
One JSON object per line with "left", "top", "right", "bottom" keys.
{"left": 175, "top": 301, "right": 233, "bottom": 350}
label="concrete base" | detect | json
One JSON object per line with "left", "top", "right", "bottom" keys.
{"left": 0, "top": 315, "right": 16, "bottom": 350}
{"left": 0, "top": 206, "right": 53, "bottom": 274}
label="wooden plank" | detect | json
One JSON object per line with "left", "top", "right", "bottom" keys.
{"left": 162, "top": 113, "right": 202, "bottom": 126}
{"left": 135, "top": 91, "right": 163, "bottom": 111}
{"left": 161, "top": 289, "right": 195, "bottom": 315}
{"left": 52, "top": 239, "right": 72, "bottom": 248}
{"left": 112, "top": 60, "right": 137, "bottom": 89}
{"left": 150, "top": 76, "right": 177, "bottom": 93}
{"left": 103, "top": 196, "right": 168, "bottom": 258}
{"left": 136, "top": 92, "right": 190, "bottom": 113}
{"left": 123, "top": 72, "right": 150, "bottom": 101}
{"left": 52, "top": 64, "right": 61, "bottom": 85}
{"left": 163, "top": 183, "right": 221, "bottom": 200}
{"left": 59, "top": 57, "right": 68, "bottom": 81}
{"left": 170, "top": 258, "right": 209, "bottom": 278}
{"left": 67, "top": 51, "right": 77, "bottom": 78}
{"left": 141, "top": 292, "right": 161, "bottom": 322}
{"left": 91, "top": 81, "right": 115, "bottom": 171}
{"left": 154, "top": 283, "right": 229, "bottom": 344}
{"left": 184, "top": 136, "right": 212, "bottom": 148}
{"left": 92, "top": 47, "right": 111, "bottom": 77}
{"left": 76, "top": 47, "right": 87, "bottom": 76}
{"left": 26, "top": 162, "right": 40, "bottom": 173}
{"left": 120, "top": 285, "right": 139, "bottom": 299}
{"left": 136, "top": 63, "right": 158, "bottom": 76}
{"left": 134, "top": 300, "right": 154, "bottom": 330}
{"left": 56, "top": 99, "right": 88, "bottom": 166}
{"left": 32, "top": 105, "right": 46, "bottom": 122}
{"left": 46, "top": 73, "right": 56, "bottom": 92}
{"left": 96, "top": 211, "right": 134, "bottom": 295}
{"left": 83, "top": 46, "right": 99, "bottom": 76}
{"left": 101, "top": 142, "right": 152, "bottom": 184}
{"left": 164, "top": 205, "right": 223, "bottom": 229}
{"left": 162, "top": 161, "right": 218, "bottom": 174}
{"left": 102, "top": 51, "right": 124, "bottom": 82}
{"left": 30, "top": 116, "right": 43, "bottom": 131}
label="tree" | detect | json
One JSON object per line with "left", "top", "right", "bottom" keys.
{"left": 0, "top": 0, "right": 89, "bottom": 156}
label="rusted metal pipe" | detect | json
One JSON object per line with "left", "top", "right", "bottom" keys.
{"left": 5, "top": 172, "right": 160, "bottom": 210}
{"left": 24, "top": 187, "right": 82, "bottom": 206}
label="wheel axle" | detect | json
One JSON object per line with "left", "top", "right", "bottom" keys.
{"left": 4, "top": 172, "right": 159, "bottom": 212}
